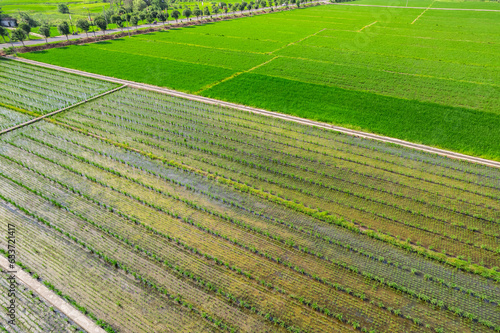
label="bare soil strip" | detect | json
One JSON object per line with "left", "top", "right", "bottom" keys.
{"left": 358, "top": 21, "right": 378, "bottom": 32}
{"left": 411, "top": 0, "right": 435, "bottom": 24}
{"left": 9, "top": 56, "right": 500, "bottom": 169}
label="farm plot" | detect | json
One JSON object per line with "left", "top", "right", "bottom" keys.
{"left": 0, "top": 107, "right": 31, "bottom": 132}
{"left": 0, "top": 58, "right": 117, "bottom": 114}
{"left": 0, "top": 269, "right": 79, "bottom": 333}
{"left": 1, "top": 85, "right": 499, "bottom": 333}
{"left": 20, "top": 4, "right": 500, "bottom": 160}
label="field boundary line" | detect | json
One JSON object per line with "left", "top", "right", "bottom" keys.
{"left": 277, "top": 54, "right": 499, "bottom": 87}
{"left": 411, "top": 0, "right": 435, "bottom": 24}
{"left": 0, "top": 85, "right": 126, "bottom": 136}
{"left": 0, "top": 256, "right": 106, "bottom": 333}
{"left": 331, "top": 3, "right": 500, "bottom": 12}
{"left": 90, "top": 45, "right": 235, "bottom": 70}
{"left": 358, "top": 21, "right": 378, "bottom": 32}
{"left": 268, "top": 28, "right": 327, "bottom": 54}
{"left": 195, "top": 56, "right": 280, "bottom": 94}
{"left": 131, "top": 37, "right": 269, "bottom": 55}
{"left": 9, "top": 56, "right": 500, "bottom": 169}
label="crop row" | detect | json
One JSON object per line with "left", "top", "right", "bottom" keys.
{"left": 30, "top": 123, "right": 499, "bottom": 297}
{"left": 6, "top": 131, "right": 499, "bottom": 327}
{"left": 27, "top": 124, "right": 500, "bottom": 292}
{"left": 63, "top": 111, "right": 498, "bottom": 262}
{"left": 33, "top": 117, "right": 500, "bottom": 281}
{"left": 0, "top": 138, "right": 431, "bottom": 332}
{"left": 123, "top": 89, "right": 500, "bottom": 184}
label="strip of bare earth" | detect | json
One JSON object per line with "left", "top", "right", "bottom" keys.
{"left": 7, "top": 56, "right": 500, "bottom": 169}
{"left": 0, "top": 85, "right": 127, "bottom": 136}
{"left": 0, "top": 256, "right": 106, "bottom": 333}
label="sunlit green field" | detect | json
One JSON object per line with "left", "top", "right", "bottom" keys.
{"left": 352, "top": 0, "right": 500, "bottom": 9}
{"left": 20, "top": 3, "right": 500, "bottom": 160}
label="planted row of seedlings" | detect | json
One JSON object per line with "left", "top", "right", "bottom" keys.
{"left": 122, "top": 89, "right": 500, "bottom": 187}
{"left": 59, "top": 105, "right": 500, "bottom": 266}
{"left": 30, "top": 125, "right": 500, "bottom": 304}
{"left": 0, "top": 107, "right": 31, "bottom": 131}
{"left": 1, "top": 126, "right": 498, "bottom": 330}
{"left": 0, "top": 189, "right": 242, "bottom": 333}
{"left": 22, "top": 124, "right": 500, "bottom": 300}
{"left": 0, "top": 59, "right": 116, "bottom": 114}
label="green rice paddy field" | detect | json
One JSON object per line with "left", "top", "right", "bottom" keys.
{"left": 20, "top": 3, "right": 500, "bottom": 161}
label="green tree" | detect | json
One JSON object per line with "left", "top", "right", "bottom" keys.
{"left": 193, "top": 7, "right": 202, "bottom": 20}
{"left": 240, "top": 1, "right": 247, "bottom": 12}
{"left": 203, "top": 6, "right": 211, "bottom": 18}
{"left": 152, "top": 0, "right": 167, "bottom": 9}
{"left": 0, "top": 26, "right": 10, "bottom": 43}
{"left": 133, "top": 0, "right": 147, "bottom": 11}
{"left": 111, "top": 15, "right": 124, "bottom": 32}
{"left": 95, "top": 17, "right": 107, "bottom": 36}
{"left": 171, "top": 10, "right": 180, "bottom": 22}
{"left": 76, "top": 18, "right": 90, "bottom": 38}
{"left": 296, "top": 0, "right": 301, "bottom": 7}
{"left": 157, "top": 11, "right": 168, "bottom": 25}
{"left": 11, "top": 28, "right": 27, "bottom": 46}
{"left": 38, "top": 24, "right": 51, "bottom": 43}
{"left": 57, "top": 21, "right": 71, "bottom": 41}
{"left": 18, "top": 22, "right": 31, "bottom": 39}
{"left": 58, "top": 4, "right": 70, "bottom": 14}
{"left": 19, "top": 12, "right": 39, "bottom": 27}
{"left": 212, "top": 5, "right": 220, "bottom": 15}
{"left": 145, "top": 12, "right": 154, "bottom": 24}
{"left": 182, "top": 8, "right": 192, "bottom": 21}
{"left": 130, "top": 15, "right": 140, "bottom": 30}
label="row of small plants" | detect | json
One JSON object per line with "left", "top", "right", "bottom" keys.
{"left": 122, "top": 90, "right": 500, "bottom": 186}
{"left": 0, "top": 188, "right": 240, "bottom": 333}
{"left": 8, "top": 134, "right": 498, "bottom": 327}
{"left": 0, "top": 140, "right": 414, "bottom": 333}
{"left": 67, "top": 112, "right": 498, "bottom": 258}
{"left": 86, "top": 104, "right": 500, "bottom": 225}
{"left": 39, "top": 117, "right": 500, "bottom": 282}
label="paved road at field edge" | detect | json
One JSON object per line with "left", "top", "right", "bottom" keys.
{"left": 7, "top": 56, "right": 500, "bottom": 169}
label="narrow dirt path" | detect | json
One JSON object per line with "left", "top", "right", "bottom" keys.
{"left": 0, "top": 85, "right": 127, "bottom": 136}
{"left": 0, "top": 256, "right": 106, "bottom": 333}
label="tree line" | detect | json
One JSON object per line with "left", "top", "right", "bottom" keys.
{"left": 0, "top": 0, "right": 313, "bottom": 48}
